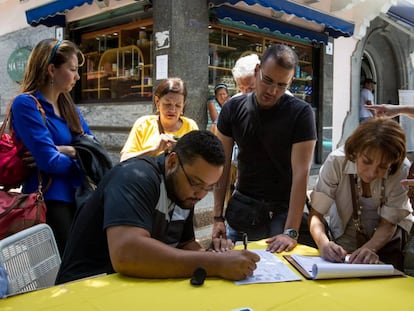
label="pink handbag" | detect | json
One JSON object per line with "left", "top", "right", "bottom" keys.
{"left": 0, "top": 103, "right": 30, "bottom": 189}
{"left": 0, "top": 186, "right": 47, "bottom": 240}
{"left": 0, "top": 94, "right": 44, "bottom": 189}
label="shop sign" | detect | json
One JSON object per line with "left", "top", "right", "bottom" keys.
{"left": 7, "top": 47, "right": 31, "bottom": 83}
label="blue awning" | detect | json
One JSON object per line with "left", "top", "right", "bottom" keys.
{"left": 26, "top": 0, "right": 94, "bottom": 27}
{"left": 209, "top": 0, "right": 354, "bottom": 38}
{"left": 213, "top": 5, "right": 329, "bottom": 44}
{"left": 387, "top": 0, "right": 414, "bottom": 28}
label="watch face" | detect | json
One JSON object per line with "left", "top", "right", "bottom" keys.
{"left": 284, "top": 229, "right": 298, "bottom": 239}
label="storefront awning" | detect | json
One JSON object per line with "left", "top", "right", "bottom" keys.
{"left": 26, "top": 0, "right": 94, "bottom": 27}
{"left": 213, "top": 5, "right": 329, "bottom": 44}
{"left": 209, "top": 0, "right": 355, "bottom": 38}
{"left": 387, "top": 0, "right": 414, "bottom": 28}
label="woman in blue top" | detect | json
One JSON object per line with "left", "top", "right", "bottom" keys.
{"left": 11, "top": 39, "right": 91, "bottom": 255}
{"left": 206, "top": 83, "right": 229, "bottom": 134}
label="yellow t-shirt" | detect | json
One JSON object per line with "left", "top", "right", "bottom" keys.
{"left": 121, "top": 115, "right": 199, "bottom": 156}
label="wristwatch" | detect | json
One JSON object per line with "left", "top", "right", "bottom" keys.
{"left": 283, "top": 228, "right": 299, "bottom": 240}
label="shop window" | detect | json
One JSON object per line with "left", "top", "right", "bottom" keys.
{"left": 208, "top": 26, "right": 313, "bottom": 105}
{"left": 80, "top": 20, "right": 153, "bottom": 102}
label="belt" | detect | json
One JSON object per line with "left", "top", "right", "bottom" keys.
{"left": 232, "top": 190, "right": 288, "bottom": 212}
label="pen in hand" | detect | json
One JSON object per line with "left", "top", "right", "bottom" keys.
{"left": 243, "top": 233, "right": 248, "bottom": 250}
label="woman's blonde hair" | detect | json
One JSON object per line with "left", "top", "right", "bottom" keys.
{"left": 345, "top": 117, "right": 406, "bottom": 175}
{"left": 20, "top": 39, "right": 85, "bottom": 135}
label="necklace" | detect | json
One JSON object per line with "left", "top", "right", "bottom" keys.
{"left": 352, "top": 174, "right": 386, "bottom": 236}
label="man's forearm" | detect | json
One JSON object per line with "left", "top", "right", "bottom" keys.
{"left": 213, "top": 167, "right": 230, "bottom": 216}
{"left": 285, "top": 175, "right": 308, "bottom": 231}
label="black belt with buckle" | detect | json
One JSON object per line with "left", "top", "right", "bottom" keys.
{"left": 233, "top": 190, "right": 288, "bottom": 214}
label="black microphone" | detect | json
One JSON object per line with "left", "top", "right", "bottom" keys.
{"left": 190, "top": 267, "right": 206, "bottom": 286}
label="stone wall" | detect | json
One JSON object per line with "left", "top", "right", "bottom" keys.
{"left": 0, "top": 26, "right": 54, "bottom": 114}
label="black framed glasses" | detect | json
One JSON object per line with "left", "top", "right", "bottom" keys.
{"left": 258, "top": 68, "right": 290, "bottom": 91}
{"left": 176, "top": 155, "right": 217, "bottom": 192}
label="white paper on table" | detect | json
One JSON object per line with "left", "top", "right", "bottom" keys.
{"left": 235, "top": 250, "right": 301, "bottom": 285}
{"left": 291, "top": 254, "right": 395, "bottom": 279}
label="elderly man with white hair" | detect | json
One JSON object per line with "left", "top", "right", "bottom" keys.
{"left": 232, "top": 53, "right": 260, "bottom": 96}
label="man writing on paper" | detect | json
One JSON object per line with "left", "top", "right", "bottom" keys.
{"left": 309, "top": 118, "right": 413, "bottom": 270}
{"left": 56, "top": 131, "right": 259, "bottom": 284}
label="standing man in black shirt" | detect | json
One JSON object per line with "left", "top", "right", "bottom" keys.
{"left": 212, "top": 44, "right": 317, "bottom": 253}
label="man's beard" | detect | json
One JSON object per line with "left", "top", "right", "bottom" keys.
{"left": 165, "top": 171, "right": 196, "bottom": 209}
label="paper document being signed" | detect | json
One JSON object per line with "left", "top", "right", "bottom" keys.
{"left": 235, "top": 250, "right": 301, "bottom": 285}
{"left": 286, "top": 254, "right": 399, "bottom": 279}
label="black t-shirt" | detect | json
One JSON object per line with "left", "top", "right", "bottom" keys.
{"left": 218, "top": 93, "right": 317, "bottom": 202}
{"left": 55, "top": 155, "right": 195, "bottom": 284}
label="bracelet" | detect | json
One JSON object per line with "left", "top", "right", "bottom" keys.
{"left": 213, "top": 216, "right": 225, "bottom": 222}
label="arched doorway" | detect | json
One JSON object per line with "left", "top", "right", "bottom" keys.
{"left": 360, "top": 51, "right": 377, "bottom": 106}
{"left": 340, "top": 17, "right": 407, "bottom": 146}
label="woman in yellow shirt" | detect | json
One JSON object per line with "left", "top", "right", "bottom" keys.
{"left": 120, "top": 78, "right": 198, "bottom": 161}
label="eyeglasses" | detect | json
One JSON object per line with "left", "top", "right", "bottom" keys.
{"left": 258, "top": 68, "right": 290, "bottom": 91}
{"left": 177, "top": 155, "right": 217, "bottom": 192}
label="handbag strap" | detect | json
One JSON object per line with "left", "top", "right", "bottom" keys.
{"left": 13, "top": 94, "right": 50, "bottom": 192}
{"left": 1, "top": 93, "right": 46, "bottom": 135}
{"left": 26, "top": 94, "right": 46, "bottom": 123}
{"left": 28, "top": 95, "right": 51, "bottom": 192}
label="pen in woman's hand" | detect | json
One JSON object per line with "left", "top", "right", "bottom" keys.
{"left": 243, "top": 233, "right": 248, "bottom": 250}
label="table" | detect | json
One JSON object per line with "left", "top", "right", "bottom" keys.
{"left": 1, "top": 240, "right": 413, "bottom": 311}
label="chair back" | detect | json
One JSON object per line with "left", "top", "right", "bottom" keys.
{"left": 0, "top": 223, "right": 61, "bottom": 296}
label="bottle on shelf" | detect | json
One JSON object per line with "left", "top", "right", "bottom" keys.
{"left": 295, "top": 64, "right": 301, "bottom": 78}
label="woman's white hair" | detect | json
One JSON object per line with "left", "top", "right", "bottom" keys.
{"left": 232, "top": 54, "right": 260, "bottom": 80}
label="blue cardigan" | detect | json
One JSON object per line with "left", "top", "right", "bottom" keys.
{"left": 11, "top": 91, "right": 92, "bottom": 203}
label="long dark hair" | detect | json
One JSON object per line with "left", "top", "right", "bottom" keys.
{"left": 21, "top": 39, "right": 85, "bottom": 135}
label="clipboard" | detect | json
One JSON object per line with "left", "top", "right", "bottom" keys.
{"left": 284, "top": 254, "right": 405, "bottom": 280}
{"left": 284, "top": 255, "right": 314, "bottom": 279}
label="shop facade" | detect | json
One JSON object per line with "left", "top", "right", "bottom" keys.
{"left": 1, "top": 0, "right": 412, "bottom": 164}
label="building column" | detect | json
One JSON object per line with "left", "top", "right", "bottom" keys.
{"left": 153, "top": 0, "right": 209, "bottom": 128}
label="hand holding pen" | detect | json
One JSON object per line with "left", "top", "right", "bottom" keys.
{"left": 320, "top": 241, "right": 347, "bottom": 263}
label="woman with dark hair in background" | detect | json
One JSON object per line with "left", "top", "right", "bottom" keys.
{"left": 206, "top": 83, "right": 229, "bottom": 135}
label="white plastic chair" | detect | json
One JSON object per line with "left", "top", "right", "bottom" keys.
{"left": 0, "top": 223, "right": 61, "bottom": 296}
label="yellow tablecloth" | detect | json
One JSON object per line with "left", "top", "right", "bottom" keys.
{"left": 1, "top": 240, "right": 413, "bottom": 311}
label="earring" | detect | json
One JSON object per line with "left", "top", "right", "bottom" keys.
{"left": 50, "top": 79, "right": 54, "bottom": 86}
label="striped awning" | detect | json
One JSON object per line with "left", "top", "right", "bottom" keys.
{"left": 26, "top": 0, "right": 94, "bottom": 27}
